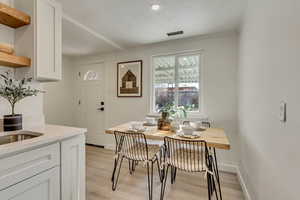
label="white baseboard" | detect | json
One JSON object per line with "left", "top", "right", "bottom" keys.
{"left": 218, "top": 163, "right": 238, "bottom": 173}
{"left": 213, "top": 163, "right": 251, "bottom": 200}
{"left": 219, "top": 163, "right": 252, "bottom": 200}
{"left": 236, "top": 167, "right": 252, "bottom": 200}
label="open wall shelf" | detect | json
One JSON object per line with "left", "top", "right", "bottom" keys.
{"left": 0, "top": 43, "right": 14, "bottom": 55}
{"left": 0, "top": 3, "right": 31, "bottom": 68}
{"left": 0, "top": 53, "right": 31, "bottom": 67}
{"left": 0, "top": 2, "right": 30, "bottom": 28}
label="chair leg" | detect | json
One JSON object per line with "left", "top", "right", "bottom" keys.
{"left": 213, "top": 148, "right": 223, "bottom": 200}
{"left": 160, "top": 165, "right": 169, "bottom": 200}
{"left": 156, "top": 156, "right": 163, "bottom": 183}
{"left": 112, "top": 156, "right": 124, "bottom": 191}
{"left": 211, "top": 173, "right": 219, "bottom": 200}
{"left": 111, "top": 155, "right": 118, "bottom": 182}
{"left": 129, "top": 160, "right": 135, "bottom": 175}
{"left": 171, "top": 167, "right": 177, "bottom": 184}
{"left": 174, "top": 168, "right": 177, "bottom": 182}
{"left": 207, "top": 173, "right": 212, "bottom": 200}
{"left": 171, "top": 167, "right": 174, "bottom": 184}
{"left": 132, "top": 161, "right": 138, "bottom": 172}
{"left": 129, "top": 160, "right": 132, "bottom": 175}
{"left": 147, "top": 162, "right": 154, "bottom": 200}
{"left": 210, "top": 155, "right": 220, "bottom": 200}
{"left": 128, "top": 160, "right": 138, "bottom": 175}
{"left": 207, "top": 152, "right": 220, "bottom": 200}
{"left": 206, "top": 150, "right": 215, "bottom": 200}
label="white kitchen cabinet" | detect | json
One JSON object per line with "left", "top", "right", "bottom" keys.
{"left": 0, "top": 127, "right": 86, "bottom": 200}
{"left": 0, "top": 166, "right": 60, "bottom": 200}
{"left": 61, "top": 135, "right": 86, "bottom": 200}
{"left": 0, "top": 143, "right": 60, "bottom": 190}
{"left": 15, "top": 0, "right": 62, "bottom": 81}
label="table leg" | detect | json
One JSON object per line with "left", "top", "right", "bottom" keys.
{"left": 213, "top": 148, "right": 222, "bottom": 200}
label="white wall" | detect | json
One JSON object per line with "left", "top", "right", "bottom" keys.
{"left": 43, "top": 57, "right": 75, "bottom": 126}
{"left": 74, "top": 32, "right": 239, "bottom": 167}
{"left": 239, "top": 0, "right": 300, "bottom": 199}
{"left": 0, "top": 0, "right": 44, "bottom": 130}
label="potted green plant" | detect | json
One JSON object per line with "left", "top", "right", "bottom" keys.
{"left": 160, "top": 103, "right": 187, "bottom": 119}
{"left": 158, "top": 103, "right": 187, "bottom": 131}
{"left": 0, "top": 72, "right": 42, "bottom": 131}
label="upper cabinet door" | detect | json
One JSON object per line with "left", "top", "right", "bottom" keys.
{"left": 36, "top": 0, "right": 62, "bottom": 81}
{"left": 14, "top": 0, "right": 62, "bottom": 82}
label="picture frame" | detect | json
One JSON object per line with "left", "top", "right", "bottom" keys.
{"left": 117, "top": 60, "right": 143, "bottom": 97}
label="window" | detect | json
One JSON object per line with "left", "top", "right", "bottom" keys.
{"left": 83, "top": 70, "right": 99, "bottom": 81}
{"left": 152, "top": 52, "right": 201, "bottom": 113}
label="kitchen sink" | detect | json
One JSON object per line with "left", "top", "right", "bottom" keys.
{"left": 0, "top": 131, "right": 43, "bottom": 145}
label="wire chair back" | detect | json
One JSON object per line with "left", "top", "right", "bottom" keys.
{"left": 163, "top": 137, "right": 209, "bottom": 172}
{"left": 202, "top": 121, "right": 211, "bottom": 128}
{"left": 114, "top": 131, "right": 149, "bottom": 161}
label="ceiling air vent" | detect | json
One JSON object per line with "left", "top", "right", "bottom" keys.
{"left": 167, "top": 30, "right": 184, "bottom": 37}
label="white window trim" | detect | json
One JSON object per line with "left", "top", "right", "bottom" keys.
{"left": 149, "top": 49, "right": 206, "bottom": 119}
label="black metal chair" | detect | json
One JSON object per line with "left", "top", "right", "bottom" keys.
{"left": 170, "top": 120, "right": 212, "bottom": 184}
{"left": 199, "top": 120, "right": 223, "bottom": 200}
{"left": 111, "top": 131, "right": 162, "bottom": 200}
{"left": 160, "top": 137, "right": 220, "bottom": 200}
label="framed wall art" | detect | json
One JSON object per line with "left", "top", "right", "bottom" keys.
{"left": 117, "top": 60, "right": 143, "bottom": 97}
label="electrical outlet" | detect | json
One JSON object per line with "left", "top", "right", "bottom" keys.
{"left": 279, "top": 101, "right": 287, "bottom": 122}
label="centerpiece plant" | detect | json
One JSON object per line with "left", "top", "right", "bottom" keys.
{"left": 0, "top": 71, "right": 42, "bottom": 131}
{"left": 158, "top": 103, "right": 188, "bottom": 131}
{"left": 159, "top": 103, "right": 187, "bottom": 120}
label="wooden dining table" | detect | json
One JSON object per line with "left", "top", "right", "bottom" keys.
{"left": 105, "top": 121, "right": 230, "bottom": 150}
{"left": 105, "top": 121, "right": 230, "bottom": 200}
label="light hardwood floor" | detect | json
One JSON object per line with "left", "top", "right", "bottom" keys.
{"left": 86, "top": 146, "right": 244, "bottom": 200}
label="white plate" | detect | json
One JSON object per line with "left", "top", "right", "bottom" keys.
{"left": 127, "top": 128, "right": 146, "bottom": 133}
{"left": 143, "top": 122, "right": 157, "bottom": 126}
{"left": 176, "top": 131, "right": 202, "bottom": 139}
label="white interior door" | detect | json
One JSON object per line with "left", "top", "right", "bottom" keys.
{"left": 75, "top": 63, "right": 106, "bottom": 146}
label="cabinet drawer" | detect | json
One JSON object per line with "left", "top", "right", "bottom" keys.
{"left": 0, "top": 166, "right": 60, "bottom": 200}
{"left": 0, "top": 143, "right": 60, "bottom": 190}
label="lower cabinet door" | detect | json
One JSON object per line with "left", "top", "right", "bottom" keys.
{"left": 61, "top": 135, "right": 86, "bottom": 200}
{"left": 0, "top": 167, "right": 60, "bottom": 200}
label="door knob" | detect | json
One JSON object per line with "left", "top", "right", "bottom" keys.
{"left": 97, "top": 107, "right": 104, "bottom": 111}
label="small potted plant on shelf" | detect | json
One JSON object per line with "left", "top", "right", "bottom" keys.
{"left": 0, "top": 71, "right": 42, "bottom": 131}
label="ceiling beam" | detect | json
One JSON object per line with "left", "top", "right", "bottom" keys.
{"left": 63, "top": 14, "right": 124, "bottom": 50}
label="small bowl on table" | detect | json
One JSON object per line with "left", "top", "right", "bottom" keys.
{"left": 190, "top": 121, "right": 207, "bottom": 131}
{"left": 180, "top": 125, "right": 194, "bottom": 135}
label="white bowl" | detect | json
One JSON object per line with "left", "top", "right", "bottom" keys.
{"left": 130, "top": 122, "right": 143, "bottom": 130}
{"left": 145, "top": 117, "right": 156, "bottom": 125}
{"left": 181, "top": 127, "right": 194, "bottom": 135}
{"left": 190, "top": 121, "right": 203, "bottom": 129}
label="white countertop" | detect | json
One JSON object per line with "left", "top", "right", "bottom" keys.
{"left": 0, "top": 124, "right": 87, "bottom": 158}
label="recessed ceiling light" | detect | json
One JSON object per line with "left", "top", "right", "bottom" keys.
{"left": 151, "top": 4, "right": 160, "bottom": 11}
